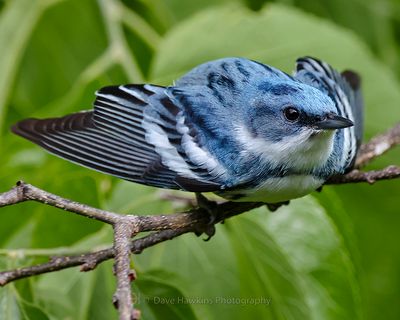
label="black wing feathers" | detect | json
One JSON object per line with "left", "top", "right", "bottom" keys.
{"left": 11, "top": 84, "right": 223, "bottom": 192}
{"left": 11, "top": 85, "right": 179, "bottom": 189}
{"left": 11, "top": 112, "right": 169, "bottom": 185}
{"left": 340, "top": 70, "right": 364, "bottom": 148}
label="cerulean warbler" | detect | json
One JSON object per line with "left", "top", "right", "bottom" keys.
{"left": 12, "top": 57, "right": 363, "bottom": 203}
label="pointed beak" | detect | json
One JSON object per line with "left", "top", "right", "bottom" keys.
{"left": 314, "top": 113, "right": 354, "bottom": 130}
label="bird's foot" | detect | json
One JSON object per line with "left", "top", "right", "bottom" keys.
{"left": 266, "top": 200, "right": 290, "bottom": 212}
{"left": 195, "top": 193, "right": 218, "bottom": 241}
{"left": 196, "top": 193, "right": 219, "bottom": 223}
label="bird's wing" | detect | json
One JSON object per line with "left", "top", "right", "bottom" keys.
{"left": 11, "top": 84, "right": 224, "bottom": 192}
{"left": 294, "top": 57, "right": 364, "bottom": 170}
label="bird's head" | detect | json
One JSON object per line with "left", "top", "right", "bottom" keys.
{"left": 239, "top": 79, "right": 354, "bottom": 170}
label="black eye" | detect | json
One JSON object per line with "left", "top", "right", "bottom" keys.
{"left": 283, "top": 107, "right": 300, "bottom": 122}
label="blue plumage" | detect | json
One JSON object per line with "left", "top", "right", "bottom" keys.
{"left": 12, "top": 57, "right": 363, "bottom": 202}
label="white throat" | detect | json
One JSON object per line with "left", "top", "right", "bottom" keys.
{"left": 236, "top": 126, "right": 335, "bottom": 172}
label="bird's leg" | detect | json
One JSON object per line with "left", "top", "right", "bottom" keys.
{"left": 266, "top": 200, "right": 290, "bottom": 212}
{"left": 195, "top": 193, "right": 218, "bottom": 241}
{"left": 195, "top": 193, "right": 218, "bottom": 218}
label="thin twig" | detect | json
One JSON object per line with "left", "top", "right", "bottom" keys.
{"left": 0, "top": 248, "right": 113, "bottom": 286}
{"left": 327, "top": 165, "right": 400, "bottom": 184}
{"left": 0, "top": 181, "right": 123, "bottom": 224}
{"left": 355, "top": 123, "right": 400, "bottom": 167}
{"left": 0, "top": 228, "right": 192, "bottom": 286}
{"left": 0, "top": 182, "right": 26, "bottom": 206}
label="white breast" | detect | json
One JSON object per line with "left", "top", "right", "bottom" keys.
{"left": 222, "top": 174, "right": 324, "bottom": 203}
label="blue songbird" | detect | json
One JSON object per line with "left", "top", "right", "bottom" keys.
{"left": 12, "top": 57, "right": 363, "bottom": 203}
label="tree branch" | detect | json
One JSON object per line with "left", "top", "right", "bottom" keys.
{"left": 1, "top": 123, "right": 400, "bottom": 319}
{"left": 112, "top": 221, "right": 138, "bottom": 319}
{"left": 355, "top": 123, "right": 400, "bottom": 167}
{"left": 327, "top": 165, "right": 400, "bottom": 184}
{"left": 0, "top": 181, "right": 123, "bottom": 224}
{"left": 0, "top": 228, "right": 193, "bottom": 286}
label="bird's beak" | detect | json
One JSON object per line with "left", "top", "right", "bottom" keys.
{"left": 314, "top": 113, "right": 354, "bottom": 130}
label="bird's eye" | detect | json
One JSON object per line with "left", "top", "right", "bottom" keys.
{"left": 283, "top": 107, "right": 300, "bottom": 122}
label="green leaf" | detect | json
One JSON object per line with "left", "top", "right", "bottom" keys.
{"left": 0, "top": 286, "right": 21, "bottom": 320}
{"left": 20, "top": 302, "right": 51, "bottom": 320}
{"left": 224, "top": 215, "right": 310, "bottom": 320}
{"left": 10, "top": 0, "right": 108, "bottom": 118}
{"left": 160, "top": 0, "right": 241, "bottom": 23}
{"left": 85, "top": 263, "right": 117, "bottom": 320}
{"left": 135, "top": 271, "right": 198, "bottom": 320}
{"left": 105, "top": 180, "right": 173, "bottom": 215}
{"left": 0, "top": 0, "right": 62, "bottom": 136}
{"left": 286, "top": 0, "right": 400, "bottom": 73}
{"left": 133, "top": 196, "right": 360, "bottom": 319}
{"left": 0, "top": 283, "right": 51, "bottom": 320}
{"left": 263, "top": 197, "right": 361, "bottom": 320}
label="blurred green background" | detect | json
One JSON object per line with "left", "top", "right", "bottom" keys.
{"left": 1, "top": 0, "right": 400, "bottom": 319}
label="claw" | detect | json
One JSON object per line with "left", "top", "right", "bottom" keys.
{"left": 196, "top": 193, "right": 218, "bottom": 222}
{"left": 266, "top": 200, "right": 290, "bottom": 212}
{"left": 195, "top": 193, "right": 219, "bottom": 240}
{"left": 203, "top": 225, "right": 216, "bottom": 242}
